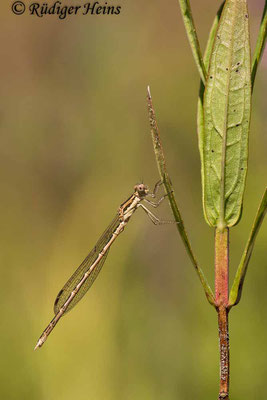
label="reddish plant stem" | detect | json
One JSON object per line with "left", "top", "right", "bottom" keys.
{"left": 217, "top": 306, "right": 229, "bottom": 400}
{"left": 215, "top": 228, "right": 229, "bottom": 306}
{"left": 215, "top": 228, "right": 229, "bottom": 400}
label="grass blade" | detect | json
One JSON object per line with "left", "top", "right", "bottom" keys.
{"left": 203, "top": 0, "right": 251, "bottom": 229}
{"left": 229, "top": 188, "right": 267, "bottom": 307}
{"left": 251, "top": 1, "right": 267, "bottom": 91}
{"left": 147, "top": 86, "right": 215, "bottom": 306}
{"left": 177, "top": 0, "right": 207, "bottom": 84}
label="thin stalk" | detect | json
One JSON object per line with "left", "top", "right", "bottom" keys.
{"left": 147, "top": 86, "right": 215, "bottom": 306}
{"left": 217, "top": 306, "right": 230, "bottom": 400}
{"left": 215, "top": 228, "right": 229, "bottom": 399}
{"left": 215, "top": 228, "right": 229, "bottom": 306}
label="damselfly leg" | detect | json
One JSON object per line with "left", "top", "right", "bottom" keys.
{"left": 144, "top": 194, "right": 168, "bottom": 208}
{"left": 146, "top": 180, "right": 173, "bottom": 208}
{"left": 140, "top": 182, "right": 177, "bottom": 224}
{"left": 138, "top": 203, "right": 178, "bottom": 225}
{"left": 148, "top": 180, "right": 163, "bottom": 198}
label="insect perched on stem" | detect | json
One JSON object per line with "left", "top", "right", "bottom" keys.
{"left": 35, "top": 181, "right": 175, "bottom": 350}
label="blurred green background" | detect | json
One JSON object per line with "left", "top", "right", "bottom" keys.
{"left": 0, "top": 1, "right": 266, "bottom": 399}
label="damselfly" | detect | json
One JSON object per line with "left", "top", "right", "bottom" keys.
{"left": 35, "top": 181, "right": 173, "bottom": 350}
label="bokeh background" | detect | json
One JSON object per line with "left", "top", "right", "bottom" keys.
{"left": 0, "top": 0, "right": 266, "bottom": 399}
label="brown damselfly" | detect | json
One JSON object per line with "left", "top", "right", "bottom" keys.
{"left": 35, "top": 182, "right": 174, "bottom": 350}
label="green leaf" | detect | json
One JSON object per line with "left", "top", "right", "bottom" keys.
{"left": 198, "top": 2, "right": 225, "bottom": 190}
{"left": 177, "top": 0, "right": 207, "bottom": 83}
{"left": 202, "top": 0, "right": 251, "bottom": 229}
{"left": 251, "top": 2, "right": 267, "bottom": 91}
{"left": 229, "top": 188, "right": 267, "bottom": 307}
{"left": 147, "top": 87, "right": 215, "bottom": 306}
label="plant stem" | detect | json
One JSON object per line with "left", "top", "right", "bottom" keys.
{"left": 217, "top": 306, "right": 230, "bottom": 400}
{"left": 215, "top": 228, "right": 229, "bottom": 306}
{"left": 215, "top": 228, "right": 229, "bottom": 399}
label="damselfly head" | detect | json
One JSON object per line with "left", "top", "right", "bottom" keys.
{"left": 134, "top": 183, "right": 149, "bottom": 198}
